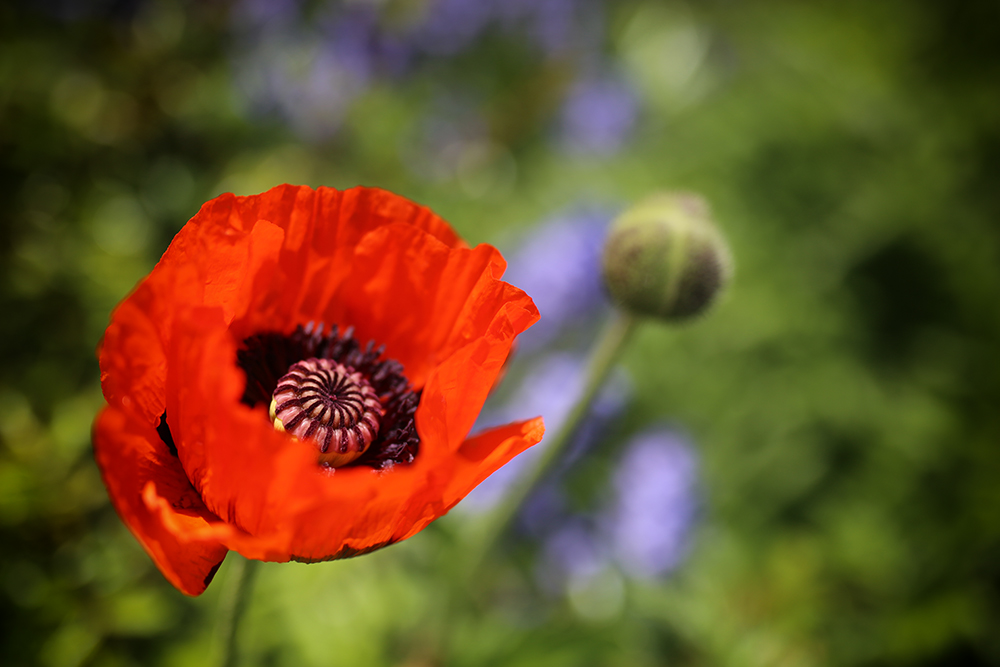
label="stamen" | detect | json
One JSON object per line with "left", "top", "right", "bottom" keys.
{"left": 270, "top": 358, "right": 384, "bottom": 467}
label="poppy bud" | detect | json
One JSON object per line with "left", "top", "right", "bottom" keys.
{"left": 601, "top": 192, "right": 731, "bottom": 321}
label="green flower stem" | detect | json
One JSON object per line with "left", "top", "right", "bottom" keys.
{"left": 217, "top": 556, "right": 259, "bottom": 667}
{"left": 468, "top": 310, "right": 639, "bottom": 575}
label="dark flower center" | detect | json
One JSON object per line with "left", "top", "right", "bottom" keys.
{"left": 236, "top": 323, "right": 420, "bottom": 470}
{"left": 270, "top": 358, "right": 384, "bottom": 467}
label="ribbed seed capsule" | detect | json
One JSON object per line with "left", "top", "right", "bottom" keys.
{"left": 269, "top": 358, "right": 384, "bottom": 467}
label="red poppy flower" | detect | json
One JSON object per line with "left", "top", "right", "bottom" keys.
{"left": 93, "top": 184, "right": 544, "bottom": 596}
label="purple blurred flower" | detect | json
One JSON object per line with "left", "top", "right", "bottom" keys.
{"left": 536, "top": 428, "right": 699, "bottom": 594}
{"left": 603, "top": 429, "right": 699, "bottom": 578}
{"left": 502, "top": 209, "right": 614, "bottom": 352}
{"left": 228, "top": 0, "right": 612, "bottom": 139}
{"left": 319, "top": 8, "right": 412, "bottom": 80}
{"left": 231, "top": 5, "right": 413, "bottom": 139}
{"left": 402, "top": 98, "right": 491, "bottom": 182}
{"left": 494, "top": 0, "right": 577, "bottom": 56}
{"left": 479, "top": 353, "right": 627, "bottom": 431}
{"left": 461, "top": 353, "right": 631, "bottom": 513}
{"left": 409, "top": 0, "right": 494, "bottom": 55}
{"left": 536, "top": 518, "right": 609, "bottom": 594}
{"left": 559, "top": 74, "right": 639, "bottom": 155}
{"left": 232, "top": 0, "right": 300, "bottom": 30}
{"left": 234, "top": 35, "right": 366, "bottom": 139}
{"left": 410, "top": 0, "right": 586, "bottom": 57}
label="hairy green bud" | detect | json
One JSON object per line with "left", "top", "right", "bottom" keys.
{"left": 601, "top": 192, "right": 732, "bottom": 321}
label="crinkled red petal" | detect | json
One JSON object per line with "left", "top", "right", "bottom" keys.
{"left": 100, "top": 185, "right": 466, "bottom": 416}
{"left": 93, "top": 406, "right": 228, "bottom": 595}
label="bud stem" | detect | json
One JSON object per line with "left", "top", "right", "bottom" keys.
{"left": 216, "top": 555, "right": 259, "bottom": 667}
{"left": 468, "top": 310, "right": 638, "bottom": 575}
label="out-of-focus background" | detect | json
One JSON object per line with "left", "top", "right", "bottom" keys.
{"left": 3, "top": 0, "right": 1000, "bottom": 665}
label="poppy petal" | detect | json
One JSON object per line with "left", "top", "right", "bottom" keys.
{"left": 101, "top": 185, "right": 469, "bottom": 420}
{"left": 199, "top": 419, "right": 545, "bottom": 562}
{"left": 397, "top": 417, "right": 546, "bottom": 541}
{"left": 161, "top": 185, "right": 463, "bottom": 339}
{"left": 325, "top": 223, "right": 510, "bottom": 383}
{"left": 416, "top": 292, "right": 540, "bottom": 452}
{"left": 93, "top": 406, "right": 228, "bottom": 596}
{"left": 98, "top": 284, "right": 167, "bottom": 427}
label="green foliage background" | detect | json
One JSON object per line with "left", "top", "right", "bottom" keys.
{"left": 2, "top": 0, "right": 999, "bottom": 665}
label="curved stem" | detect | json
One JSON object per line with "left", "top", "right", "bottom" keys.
{"left": 468, "top": 310, "right": 638, "bottom": 575}
{"left": 217, "top": 556, "right": 259, "bottom": 667}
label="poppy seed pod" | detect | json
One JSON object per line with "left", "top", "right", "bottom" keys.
{"left": 601, "top": 192, "right": 732, "bottom": 320}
